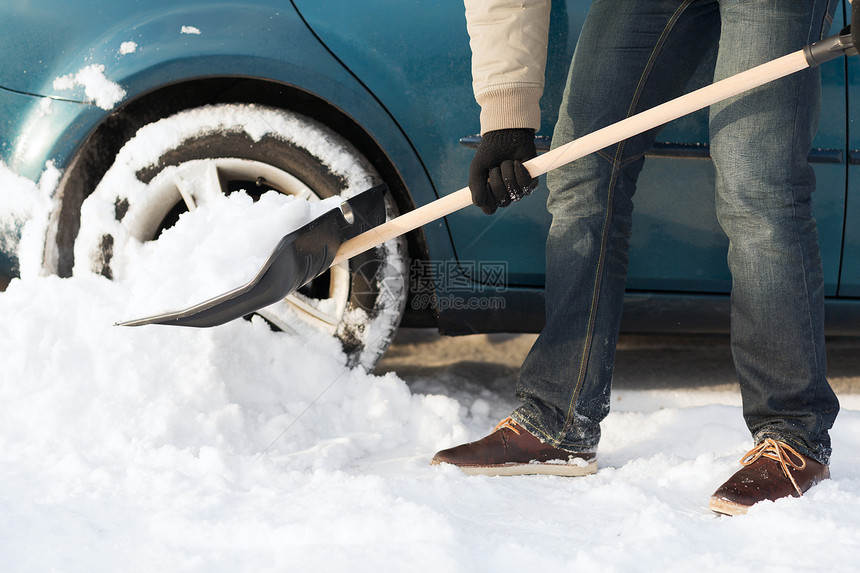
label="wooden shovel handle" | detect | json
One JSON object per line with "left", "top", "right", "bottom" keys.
{"left": 331, "top": 49, "right": 809, "bottom": 267}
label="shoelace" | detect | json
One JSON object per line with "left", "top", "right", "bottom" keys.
{"left": 739, "top": 438, "right": 807, "bottom": 496}
{"left": 493, "top": 417, "right": 521, "bottom": 435}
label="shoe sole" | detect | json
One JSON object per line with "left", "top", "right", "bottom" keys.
{"left": 708, "top": 496, "right": 750, "bottom": 516}
{"left": 452, "top": 460, "right": 598, "bottom": 477}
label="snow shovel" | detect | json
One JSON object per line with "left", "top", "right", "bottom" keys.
{"left": 118, "top": 22, "right": 858, "bottom": 329}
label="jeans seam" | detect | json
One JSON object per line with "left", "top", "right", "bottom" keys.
{"left": 558, "top": 0, "right": 695, "bottom": 441}
{"left": 783, "top": 0, "right": 831, "bottom": 454}
{"left": 805, "top": 0, "right": 831, "bottom": 450}
{"left": 596, "top": 149, "right": 644, "bottom": 168}
{"left": 791, "top": 111, "right": 823, "bottom": 446}
{"left": 817, "top": 0, "right": 834, "bottom": 42}
{"left": 624, "top": 0, "right": 695, "bottom": 117}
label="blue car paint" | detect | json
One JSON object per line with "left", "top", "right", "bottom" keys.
{"left": 0, "top": 1, "right": 457, "bottom": 277}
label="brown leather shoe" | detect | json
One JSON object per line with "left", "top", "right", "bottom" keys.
{"left": 709, "top": 438, "right": 830, "bottom": 516}
{"left": 431, "top": 417, "right": 597, "bottom": 476}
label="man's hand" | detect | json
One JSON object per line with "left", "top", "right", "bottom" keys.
{"left": 468, "top": 128, "right": 538, "bottom": 215}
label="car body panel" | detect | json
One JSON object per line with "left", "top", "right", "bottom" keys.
{"left": 0, "top": 1, "right": 459, "bottom": 277}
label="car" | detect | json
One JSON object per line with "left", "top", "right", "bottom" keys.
{"left": 1, "top": 1, "right": 859, "bottom": 369}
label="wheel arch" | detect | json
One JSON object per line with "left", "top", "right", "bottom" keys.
{"left": 51, "top": 77, "right": 430, "bottom": 282}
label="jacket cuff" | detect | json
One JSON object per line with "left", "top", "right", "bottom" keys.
{"left": 477, "top": 84, "right": 543, "bottom": 135}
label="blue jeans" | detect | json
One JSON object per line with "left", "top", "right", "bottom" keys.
{"left": 512, "top": 0, "right": 840, "bottom": 464}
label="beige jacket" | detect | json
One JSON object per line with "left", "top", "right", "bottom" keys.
{"left": 464, "top": 0, "right": 551, "bottom": 135}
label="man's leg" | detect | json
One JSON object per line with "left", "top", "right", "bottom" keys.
{"left": 512, "top": 0, "right": 720, "bottom": 451}
{"left": 708, "top": 0, "right": 839, "bottom": 515}
{"left": 434, "top": 0, "right": 721, "bottom": 472}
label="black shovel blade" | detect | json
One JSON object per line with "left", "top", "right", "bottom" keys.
{"left": 117, "top": 184, "right": 388, "bottom": 328}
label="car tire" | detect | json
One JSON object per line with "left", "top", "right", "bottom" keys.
{"left": 69, "top": 103, "right": 407, "bottom": 370}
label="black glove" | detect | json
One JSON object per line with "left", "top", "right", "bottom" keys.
{"left": 468, "top": 128, "right": 539, "bottom": 215}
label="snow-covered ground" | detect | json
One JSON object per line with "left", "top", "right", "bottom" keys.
{"left": 2, "top": 157, "right": 860, "bottom": 572}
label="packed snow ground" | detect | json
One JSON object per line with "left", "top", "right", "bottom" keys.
{"left": 2, "top": 159, "right": 860, "bottom": 572}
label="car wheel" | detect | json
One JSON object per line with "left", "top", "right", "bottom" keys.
{"left": 70, "top": 103, "right": 407, "bottom": 369}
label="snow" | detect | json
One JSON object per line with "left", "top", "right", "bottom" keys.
{"left": 3, "top": 147, "right": 860, "bottom": 570}
{"left": 111, "top": 189, "right": 343, "bottom": 317}
{"left": 0, "top": 161, "right": 59, "bottom": 278}
{"left": 76, "top": 104, "right": 377, "bottom": 193}
{"left": 52, "top": 64, "right": 126, "bottom": 110}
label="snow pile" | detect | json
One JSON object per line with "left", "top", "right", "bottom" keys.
{"left": 108, "top": 189, "right": 344, "bottom": 315}
{"left": 0, "top": 161, "right": 59, "bottom": 278}
{"left": 1, "top": 156, "right": 860, "bottom": 571}
{"left": 53, "top": 64, "right": 126, "bottom": 110}
{"left": 0, "top": 159, "right": 466, "bottom": 571}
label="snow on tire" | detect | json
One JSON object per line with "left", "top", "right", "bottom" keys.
{"left": 72, "top": 104, "right": 408, "bottom": 370}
